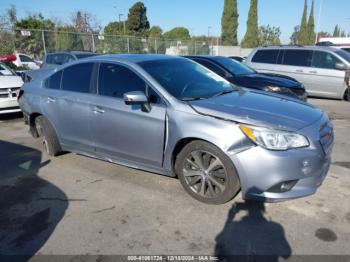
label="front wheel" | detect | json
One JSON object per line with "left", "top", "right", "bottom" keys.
{"left": 175, "top": 141, "right": 240, "bottom": 205}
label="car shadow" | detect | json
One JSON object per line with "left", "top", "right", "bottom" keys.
{"left": 215, "top": 198, "right": 291, "bottom": 261}
{"left": 0, "top": 140, "right": 68, "bottom": 260}
{"left": 0, "top": 112, "right": 23, "bottom": 121}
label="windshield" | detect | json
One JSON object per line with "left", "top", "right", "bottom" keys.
{"left": 75, "top": 53, "right": 98, "bottom": 59}
{"left": 335, "top": 50, "right": 350, "bottom": 63}
{"left": 213, "top": 57, "right": 256, "bottom": 76}
{"left": 0, "top": 63, "right": 16, "bottom": 76}
{"left": 139, "top": 59, "right": 234, "bottom": 100}
{"left": 341, "top": 48, "right": 350, "bottom": 54}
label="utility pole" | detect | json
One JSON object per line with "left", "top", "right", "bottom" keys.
{"left": 208, "top": 26, "right": 212, "bottom": 55}
{"left": 315, "top": 0, "right": 324, "bottom": 43}
{"left": 119, "top": 14, "right": 123, "bottom": 34}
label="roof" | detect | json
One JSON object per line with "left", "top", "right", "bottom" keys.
{"left": 88, "top": 54, "right": 185, "bottom": 63}
{"left": 258, "top": 45, "right": 342, "bottom": 52}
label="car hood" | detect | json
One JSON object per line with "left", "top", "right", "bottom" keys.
{"left": 189, "top": 89, "right": 323, "bottom": 131}
{"left": 0, "top": 75, "right": 23, "bottom": 89}
{"left": 232, "top": 73, "right": 300, "bottom": 89}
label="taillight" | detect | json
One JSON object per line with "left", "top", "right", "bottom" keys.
{"left": 17, "top": 89, "right": 24, "bottom": 100}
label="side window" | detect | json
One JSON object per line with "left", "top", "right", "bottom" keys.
{"left": 45, "top": 70, "right": 63, "bottom": 90}
{"left": 98, "top": 63, "right": 146, "bottom": 98}
{"left": 282, "top": 50, "right": 312, "bottom": 67}
{"left": 251, "top": 50, "right": 279, "bottom": 64}
{"left": 311, "top": 51, "right": 342, "bottom": 69}
{"left": 194, "top": 59, "right": 226, "bottom": 77}
{"left": 61, "top": 63, "right": 94, "bottom": 93}
{"left": 19, "top": 55, "right": 34, "bottom": 62}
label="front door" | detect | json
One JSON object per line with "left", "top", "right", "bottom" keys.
{"left": 90, "top": 63, "right": 166, "bottom": 168}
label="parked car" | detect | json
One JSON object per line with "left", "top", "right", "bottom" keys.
{"left": 0, "top": 62, "right": 23, "bottom": 114}
{"left": 12, "top": 53, "right": 41, "bottom": 70}
{"left": 23, "top": 51, "right": 98, "bottom": 83}
{"left": 245, "top": 46, "right": 350, "bottom": 101}
{"left": 186, "top": 55, "right": 307, "bottom": 101}
{"left": 41, "top": 51, "right": 98, "bottom": 69}
{"left": 19, "top": 54, "right": 333, "bottom": 204}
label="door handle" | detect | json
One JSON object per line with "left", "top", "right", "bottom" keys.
{"left": 295, "top": 69, "right": 303, "bottom": 73}
{"left": 47, "top": 97, "right": 56, "bottom": 103}
{"left": 92, "top": 106, "right": 105, "bottom": 114}
{"left": 309, "top": 70, "right": 318, "bottom": 74}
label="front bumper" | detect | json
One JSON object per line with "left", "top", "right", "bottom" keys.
{"left": 0, "top": 98, "right": 21, "bottom": 114}
{"left": 229, "top": 114, "right": 333, "bottom": 202}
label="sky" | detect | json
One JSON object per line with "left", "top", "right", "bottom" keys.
{"left": 1, "top": 0, "right": 350, "bottom": 43}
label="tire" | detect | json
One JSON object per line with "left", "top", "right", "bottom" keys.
{"left": 345, "top": 88, "right": 350, "bottom": 102}
{"left": 35, "top": 116, "right": 62, "bottom": 157}
{"left": 175, "top": 140, "right": 240, "bottom": 205}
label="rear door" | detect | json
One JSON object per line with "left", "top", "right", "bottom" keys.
{"left": 276, "top": 49, "right": 313, "bottom": 92}
{"left": 90, "top": 62, "right": 166, "bottom": 168}
{"left": 308, "top": 50, "right": 346, "bottom": 98}
{"left": 41, "top": 62, "right": 96, "bottom": 152}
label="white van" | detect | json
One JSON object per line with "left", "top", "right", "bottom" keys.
{"left": 245, "top": 46, "right": 350, "bottom": 101}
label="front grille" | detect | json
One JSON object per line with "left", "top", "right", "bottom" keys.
{"left": 319, "top": 121, "right": 334, "bottom": 154}
{"left": 0, "top": 87, "right": 20, "bottom": 99}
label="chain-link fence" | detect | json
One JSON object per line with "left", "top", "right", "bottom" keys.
{"left": 0, "top": 28, "right": 217, "bottom": 59}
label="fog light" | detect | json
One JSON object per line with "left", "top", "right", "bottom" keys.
{"left": 267, "top": 180, "right": 298, "bottom": 193}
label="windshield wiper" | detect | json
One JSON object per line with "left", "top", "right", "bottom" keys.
{"left": 181, "top": 96, "right": 207, "bottom": 101}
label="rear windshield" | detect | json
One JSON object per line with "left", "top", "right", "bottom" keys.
{"left": 341, "top": 48, "right": 350, "bottom": 54}
{"left": 213, "top": 57, "right": 255, "bottom": 75}
{"left": 0, "top": 63, "right": 16, "bottom": 76}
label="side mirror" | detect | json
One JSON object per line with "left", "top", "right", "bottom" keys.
{"left": 335, "top": 63, "right": 347, "bottom": 71}
{"left": 123, "top": 91, "right": 148, "bottom": 105}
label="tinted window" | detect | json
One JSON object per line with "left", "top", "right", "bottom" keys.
{"left": 213, "top": 57, "right": 255, "bottom": 75}
{"left": 19, "top": 55, "right": 34, "bottom": 62}
{"left": 46, "top": 54, "right": 74, "bottom": 65}
{"left": 312, "top": 51, "right": 342, "bottom": 69}
{"left": 98, "top": 63, "right": 146, "bottom": 98}
{"left": 251, "top": 50, "right": 279, "bottom": 64}
{"left": 139, "top": 59, "right": 233, "bottom": 100}
{"left": 341, "top": 48, "right": 350, "bottom": 54}
{"left": 282, "top": 50, "right": 312, "bottom": 67}
{"left": 335, "top": 50, "right": 350, "bottom": 63}
{"left": 45, "top": 71, "right": 62, "bottom": 89}
{"left": 75, "top": 53, "right": 97, "bottom": 59}
{"left": 193, "top": 59, "right": 227, "bottom": 77}
{"left": 61, "top": 63, "right": 93, "bottom": 93}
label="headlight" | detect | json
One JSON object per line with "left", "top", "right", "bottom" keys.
{"left": 265, "top": 85, "right": 281, "bottom": 92}
{"left": 240, "top": 125, "right": 309, "bottom": 150}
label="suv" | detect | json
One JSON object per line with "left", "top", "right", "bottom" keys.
{"left": 245, "top": 46, "right": 350, "bottom": 101}
{"left": 18, "top": 54, "right": 333, "bottom": 204}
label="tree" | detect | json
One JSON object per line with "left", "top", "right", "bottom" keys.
{"left": 307, "top": 0, "right": 315, "bottom": 44}
{"left": 258, "top": 25, "right": 281, "bottom": 46}
{"left": 290, "top": 26, "right": 300, "bottom": 45}
{"left": 126, "top": 1, "right": 150, "bottom": 35}
{"left": 241, "top": 0, "right": 259, "bottom": 48}
{"left": 14, "top": 14, "right": 55, "bottom": 57}
{"left": 333, "top": 25, "right": 340, "bottom": 37}
{"left": 148, "top": 26, "right": 163, "bottom": 38}
{"left": 0, "top": 6, "right": 17, "bottom": 55}
{"left": 163, "top": 27, "right": 191, "bottom": 40}
{"left": 221, "top": 0, "right": 239, "bottom": 46}
{"left": 104, "top": 21, "right": 125, "bottom": 35}
{"left": 53, "top": 26, "right": 84, "bottom": 52}
{"left": 298, "top": 0, "right": 308, "bottom": 45}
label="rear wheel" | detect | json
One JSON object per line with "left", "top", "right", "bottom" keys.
{"left": 175, "top": 140, "right": 240, "bottom": 205}
{"left": 35, "top": 116, "right": 62, "bottom": 156}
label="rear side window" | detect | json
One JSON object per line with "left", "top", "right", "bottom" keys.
{"left": 282, "top": 50, "right": 312, "bottom": 67}
{"left": 46, "top": 54, "right": 74, "bottom": 65}
{"left": 98, "top": 63, "right": 146, "bottom": 98}
{"left": 312, "top": 51, "right": 342, "bottom": 69}
{"left": 251, "top": 50, "right": 279, "bottom": 64}
{"left": 19, "top": 55, "right": 34, "bottom": 62}
{"left": 61, "top": 63, "right": 94, "bottom": 93}
{"left": 45, "top": 71, "right": 62, "bottom": 89}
